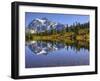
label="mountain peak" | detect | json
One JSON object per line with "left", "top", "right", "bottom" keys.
{"left": 27, "top": 17, "right": 65, "bottom": 33}
{"left": 35, "top": 18, "right": 46, "bottom": 24}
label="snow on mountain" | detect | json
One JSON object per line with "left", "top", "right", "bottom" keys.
{"left": 26, "top": 17, "right": 66, "bottom": 33}
{"left": 35, "top": 18, "right": 46, "bottom": 25}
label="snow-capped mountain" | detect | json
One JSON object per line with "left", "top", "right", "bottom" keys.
{"left": 26, "top": 17, "right": 66, "bottom": 33}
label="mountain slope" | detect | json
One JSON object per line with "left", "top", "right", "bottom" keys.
{"left": 26, "top": 17, "right": 66, "bottom": 33}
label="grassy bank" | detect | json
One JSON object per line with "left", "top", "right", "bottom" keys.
{"left": 26, "top": 31, "right": 89, "bottom": 42}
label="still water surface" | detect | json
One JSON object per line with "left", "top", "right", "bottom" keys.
{"left": 25, "top": 41, "right": 89, "bottom": 68}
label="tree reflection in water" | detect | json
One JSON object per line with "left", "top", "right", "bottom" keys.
{"left": 26, "top": 40, "right": 89, "bottom": 55}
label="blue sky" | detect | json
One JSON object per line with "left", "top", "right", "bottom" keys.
{"left": 25, "top": 12, "right": 89, "bottom": 27}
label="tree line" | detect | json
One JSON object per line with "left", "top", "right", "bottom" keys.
{"left": 33, "top": 22, "right": 89, "bottom": 36}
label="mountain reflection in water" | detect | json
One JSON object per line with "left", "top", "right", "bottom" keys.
{"left": 25, "top": 41, "right": 89, "bottom": 68}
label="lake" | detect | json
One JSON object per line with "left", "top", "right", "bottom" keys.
{"left": 25, "top": 41, "right": 89, "bottom": 68}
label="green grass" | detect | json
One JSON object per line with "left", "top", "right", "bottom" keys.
{"left": 26, "top": 32, "right": 89, "bottom": 41}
